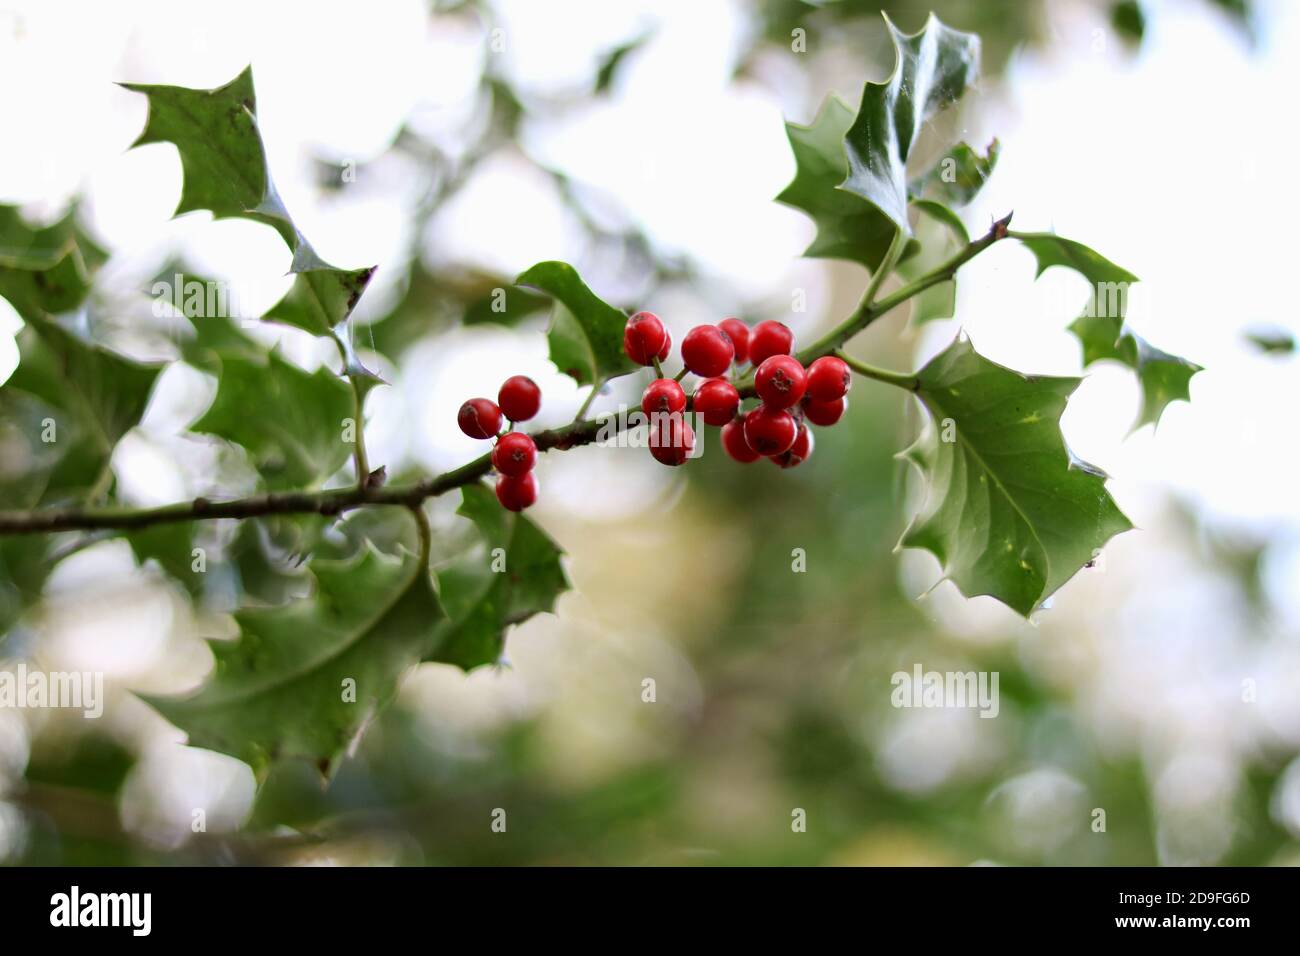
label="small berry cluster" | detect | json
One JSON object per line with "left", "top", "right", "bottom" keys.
{"left": 456, "top": 317, "right": 853, "bottom": 511}
{"left": 458, "top": 375, "right": 543, "bottom": 512}
{"left": 625, "top": 312, "right": 850, "bottom": 470}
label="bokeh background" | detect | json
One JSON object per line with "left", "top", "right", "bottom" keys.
{"left": 3, "top": 0, "right": 1300, "bottom": 865}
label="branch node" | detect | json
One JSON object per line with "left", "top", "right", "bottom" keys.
{"left": 992, "top": 210, "right": 1013, "bottom": 241}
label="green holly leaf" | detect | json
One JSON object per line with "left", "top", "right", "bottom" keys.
{"left": 4, "top": 314, "right": 160, "bottom": 504}
{"left": 1017, "top": 232, "right": 1201, "bottom": 428}
{"left": 0, "top": 204, "right": 105, "bottom": 317}
{"left": 121, "top": 68, "right": 269, "bottom": 233}
{"left": 261, "top": 258, "right": 376, "bottom": 339}
{"left": 911, "top": 139, "right": 1000, "bottom": 207}
{"left": 1069, "top": 314, "right": 1202, "bottom": 430}
{"left": 841, "top": 14, "right": 981, "bottom": 235}
{"left": 430, "top": 483, "right": 568, "bottom": 670}
{"left": 899, "top": 336, "right": 1133, "bottom": 616}
{"left": 122, "top": 67, "right": 374, "bottom": 337}
{"left": 776, "top": 96, "right": 913, "bottom": 270}
{"left": 147, "top": 526, "right": 442, "bottom": 780}
{"left": 516, "top": 261, "right": 636, "bottom": 386}
{"left": 1015, "top": 232, "right": 1138, "bottom": 287}
{"left": 190, "top": 351, "right": 353, "bottom": 491}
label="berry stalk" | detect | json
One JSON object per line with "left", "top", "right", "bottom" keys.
{"left": 792, "top": 212, "right": 1013, "bottom": 367}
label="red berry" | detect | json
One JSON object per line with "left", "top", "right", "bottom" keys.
{"left": 721, "top": 418, "right": 761, "bottom": 462}
{"left": 658, "top": 331, "right": 671, "bottom": 362}
{"left": 693, "top": 377, "right": 740, "bottom": 426}
{"left": 771, "top": 425, "right": 814, "bottom": 468}
{"left": 642, "top": 378, "right": 686, "bottom": 416}
{"left": 648, "top": 412, "right": 695, "bottom": 466}
{"left": 624, "top": 311, "right": 668, "bottom": 366}
{"left": 491, "top": 432, "right": 537, "bottom": 477}
{"left": 806, "top": 356, "right": 851, "bottom": 403}
{"left": 498, "top": 375, "right": 542, "bottom": 422}
{"left": 743, "top": 405, "right": 797, "bottom": 456}
{"left": 718, "top": 317, "right": 750, "bottom": 365}
{"left": 495, "top": 471, "right": 538, "bottom": 512}
{"left": 458, "top": 398, "right": 502, "bottom": 439}
{"left": 680, "top": 325, "right": 734, "bottom": 377}
{"left": 754, "top": 355, "right": 807, "bottom": 409}
{"left": 748, "top": 320, "right": 793, "bottom": 367}
{"left": 802, "top": 395, "right": 847, "bottom": 427}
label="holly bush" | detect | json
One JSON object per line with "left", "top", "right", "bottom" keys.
{"left": 0, "top": 15, "right": 1200, "bottom": 792}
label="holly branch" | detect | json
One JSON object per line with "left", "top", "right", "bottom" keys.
{"left": 0, "top": 216, "right": 1009, "bottom": 537}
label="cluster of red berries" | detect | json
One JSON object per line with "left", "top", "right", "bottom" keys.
{"left": 625, "top": 312, "right": 851, "bottom": 469}
{"left": 457, "top": 375, "right": 543, "bottom": 512}
{"left": 457, "top": 316, "right": 853, "bottom": 511}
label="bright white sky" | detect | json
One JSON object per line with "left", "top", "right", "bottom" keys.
{"left": 2, "top": 0, "right": 1299, "bottom": 859}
